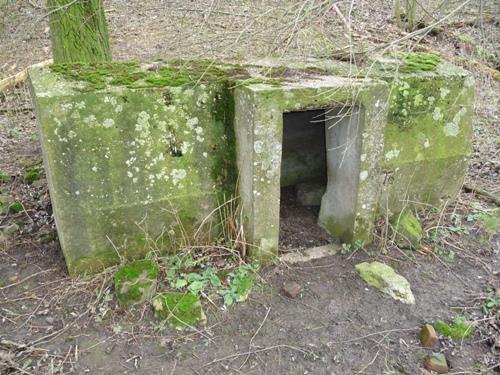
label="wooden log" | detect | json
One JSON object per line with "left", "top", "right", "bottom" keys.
{"left": 0, "top": 59, "right": 53, "bottom": 93}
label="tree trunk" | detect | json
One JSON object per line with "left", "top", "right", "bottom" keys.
{"left": 47, "top": 0, "right": 111, "bottom": 63}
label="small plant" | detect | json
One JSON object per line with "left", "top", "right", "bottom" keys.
{"left": 23, "top": 167, "right": 42, "bottom": 184}
{"left": 164, "top": 254, "right": 259, "bottom": 306}
{"left": 218, "top": 263, "right": 259, "bottom": 306}
{"left": 433, "top": 247, "right": 455, "bottom": 263}
{"left": 9, "top": 201, "right": 23, "bottom": 213}
{"left": 0, "top": 171, "right": 9, "bottom": 183}
{"left": 340, "top": 240, "right": 364, "bottom": 255}
{"left": 482, "top": 296, "right": 500, "bottom": 314}
{"left": 434, "top": 316, "right": 475, "bottom": 341}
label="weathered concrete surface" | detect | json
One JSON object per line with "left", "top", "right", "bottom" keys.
{"left": 29, "top": 66, "right": 235, "bottom": 275}
{"left": 374, "top": 55, "right": 474, "bottom": 213}
{"left": 234, "top": 76, "right": 389, "bottom": 261}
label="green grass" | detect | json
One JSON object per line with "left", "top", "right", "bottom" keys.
{"left": 434, "top": 316, "right": 475, "bottom": 341}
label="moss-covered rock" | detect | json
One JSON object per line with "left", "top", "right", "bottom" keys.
{"left": 152, "top": 292, "right": 206, "bottom": 329}
{"left": 114, "top": 260, "right": 159, "bottom": 306}
{"left": 355, "top": 261, "right": 415, "bottom": 304}
{"left": 390, "top": 209, "right": 423, "bottom": 249}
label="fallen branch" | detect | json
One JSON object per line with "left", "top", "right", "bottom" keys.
{"left": 462, "top": 183, "right": 500, "bottom": 206}
{"left": 0, "top": 59, "right": 53, "bottom": 93}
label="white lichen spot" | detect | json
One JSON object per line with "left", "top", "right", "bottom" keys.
{"left": 132, "top": 177, "right": 138, "bottom": 184}
{"left": 181, "top": 141, "right": 191, "bottom": 155}
{"left": 127, "top": 171, "right": 133, "bottom": 178}
{"left": 464, "top": 75, "right": 474, "bottom": 88}
{"left": 92, "top": 166, "right": 98, "bottom": 172}
{"left": 103, "top": 118, "right": 115, "bottom": 128}
{"left": 135, "top": 112, "right": 151, "bottom": 135}
{"left": 254, "top": 140, "right": 264, "bottom": 154}
{"left": 61, "top": 103, "right": 73, "bottom": 111}
{"left": 444, "top": 107, "right": 466, "bottom": 137}
{"left": 186, "top": 117, "right": 199, "bottom": 129}
{"left": 360, "top": 154, "right": 367, "bottom": 162}
{"left": 444, "top": 122, "right": 459, "bottom": 137}
{"left": 414, "top": 94, "right": 423, "bottom": 106}
{"left": 196, "top": 92, "right": 210, "bottom": 107}
{"left": 427, "top": 96, "right": 435, "bottom": 105}
{"left": 83, "top": 115, "right": 97, "bottom": 125}
{"left": 359, "top": 171, "right": 368, "bottom": 181}
{"left": 439, "top": 87, "right": 451, "bottom": 99}
{"left": 171, "top": 169, "right": 187, "bottom": 185}
{"left": 75, "top": 101, "right": 86, "bottom": 109}
{"left": 423, "top": 139, "right": 430, "bottom": 148}
{"left": 202, "top": 152, "right": 208, "bottom": 158}
{"left": 115, "top": 104, "right": 123, "bottom": 113}
{"left": 432, "top": 107, "right": 443, "bottom": 121}
{"left": 385, "top": 149, "right": 400, "bottom": 160}
{"left": 75, "top": 191, "right": 80, "bottom": 196}
{"left": 68, "top": 130, "right": 76, "bottom": 139}
{"left": 195, "top": 127, "right": 204, "bottom": 135}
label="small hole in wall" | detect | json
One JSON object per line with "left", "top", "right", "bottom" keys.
{"left": 163, "top": 91, "right": 172, "bottom": 106}
{"left": 169, "top": 142, "right": 183, "bottom": 157}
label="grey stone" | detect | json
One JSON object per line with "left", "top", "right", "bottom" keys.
{"left": 424, "top": 352, "right": 448, "bottom": 374}
{"left": 282, "top": 281, "right": 302, "bottom": 298}
{"left": 355, "top": 261, "right": 415, "bottom": 304}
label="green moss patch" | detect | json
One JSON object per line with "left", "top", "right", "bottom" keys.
{"left": 49, "top": 60, "right": 251, "bottom": 91}
{"left": 114, "top": 260, "right": 159, "bottom": 306}
{"left": 48, "top": 59, "right": 337, "bottom": 92}
{"left": 153, "top": 292, "right": 206, "bottom": 329}
{"left": 400, "top": 53, "right": 441, "bottom": 73}
{"left": 434, "top": 316, "right": 475, "bottom": 341}
{"left": 8, "top": 201, "right": 23, "bottom": 214}
{"left": 390, "top": 209, "right": 423, "bottom": 249}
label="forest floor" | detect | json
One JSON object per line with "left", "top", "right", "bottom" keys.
{"left": 0, "top": 1, "right": 499, "bottom": 374}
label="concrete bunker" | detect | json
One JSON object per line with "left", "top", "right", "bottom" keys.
{"left": 28, "top": 56, "right": 474, "bottom": 275}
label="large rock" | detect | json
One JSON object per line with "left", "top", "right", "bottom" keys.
{"left": 114, "top": 260, "right": 159, "bottom": 306}
{"left": 355, "top": 261, "right": 415, "bottom": 304}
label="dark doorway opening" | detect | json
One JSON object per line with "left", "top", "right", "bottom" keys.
{"left": 279, "top": 109, "right": 333, "bottom": 252}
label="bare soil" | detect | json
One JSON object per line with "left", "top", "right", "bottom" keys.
{"left": 279, "top": 186, "right": 333, "bottom": 252}
{"left": 1, "top": 1, "right": 499, "bottom": 374}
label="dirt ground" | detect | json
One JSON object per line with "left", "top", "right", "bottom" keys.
{"left": 1, "top": 1, "right": 499, "bottom": 374}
